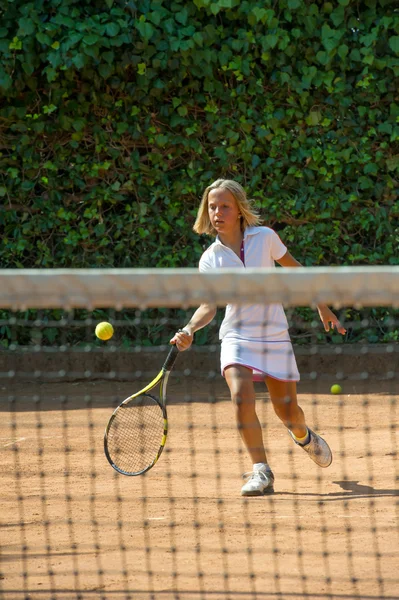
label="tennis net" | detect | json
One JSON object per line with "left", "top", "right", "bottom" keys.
{"left": 1, "top": 267, "right": 398, "bottom": 600}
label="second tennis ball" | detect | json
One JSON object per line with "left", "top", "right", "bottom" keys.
{"left": 95, "top": 322, "right": 114, "bottom": 341}
{"left": 330, "top": 384, "right": 342, "bottom": 395}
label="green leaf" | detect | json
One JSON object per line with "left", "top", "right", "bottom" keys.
{"left": 43, "top": 66, "right": 57, "bottom": 82}
{"left": 83, "top": 44, "right": 99, "bottom": 58}
{"left": 22, "top": 61, "right": 34, "bottom": 75}
{"left": 321, "top": 25, "right": 341, "bottom": 53}
{"left": 287, "top": 0, "right": 301, "bottom": 8}
{"left": 102, "top": 51, "right": 115, "bottom": 64}
{"left": 390, "top": 103, "right": 399, "bottom": 119}
{"left": 72, "top": 117, "right": 85, "bottom": 132}
{"left": 279, "top": 71, "right": 290, "bottom": 84}
{"left": 330, "top": 6, "right": 345, "bottom": 27}
{"left": 176, "top": 8, "right": 189, "bottom": 25}
{"left": 116, "top": 122, "right": 128, "bottom": 134}
{"left": 193, "top": 32, "right": 203, "bottom": 46}
{"left": 263, "top": 34, "right": 279, "bottom": 49}
{"left": 361, "top": 31, "right": 378, "bottom": 48}
{"left": 155, "top": 134, "right": 168, "bottom": 146}
{"left": 52, "top": 14, "right": 75, "bottom": 28}
{"left": 64, "top": 32, "right": 82, "bottom": 48}
{"left": 386, "top": 156, "right": 399, "bottom": 172}
{"left": 362, "top": 54, "right": 374, "bottom": 66}
{"left": 307, "top": 110, "right": 322, "bottom": 126}
{"left": 51, "top": 41, "right": 60, "bottom": 50}
{"left": 316, "top": 51, "right": 330, "bottom": 65}
{"left": 350, "top": 49, "right": 361, "bottom": 62}
{"left": 389, "top": 36, "right": 399, "bottom": 54}
{"left": 148, "top": 10, "right": 162, "bottom": 26}
{"left": 301, "top": 65, "right": 317, "bottom": 89}
{"left": 378, "top": 122, "right": 392, "bottom": 135}
{"left": 83, "top": 34, "right": 100, "bottom": 46}
{"left": 358, "top": 176, "right": 372, "bottom": 189}
{"left": 106, "top": 22, "right": 120, "bottom": 37}
{"left": 0, "top": 69, "right": 12, "bottom": 90}
{"left": 9, "top": 37, "right": 22, "bottom": 50}
{"left": 181, "top": 26, "right": 196, "bottom": 38}
{"left": 172, "top": 97, "right": 181, "bottom": 108}
{"left": 21, "top": 180, "right": 35, "bottom": 191}
{"left": 72, "top": 53, "right": 86, "bottom": 69}
{"left": 43, "top": 104, "right": 57, "bottom": 115}
{"left": 252, "top": 7, "right": 266, "bottom": 22}
{"left": 98, "top": 63, "right": 114, "bottom": 78}
{"left": 363, "top": 163, "right": 378, "bottom": 175}
{"left": 136, "top": 21, "right": 154, "bottom": 41}
{"left": 18, "top": 17, "right": 35, "bottom": 37}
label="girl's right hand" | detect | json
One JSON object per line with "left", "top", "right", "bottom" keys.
{"left": 170, "top": 328, "right": 193, "bottom": 352}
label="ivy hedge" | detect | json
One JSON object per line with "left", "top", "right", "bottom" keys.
{"left": 1, "top": 0, "right": 398, "bottom": 269}
{"left": 0, "top": 0, "right": 398, "bottom": 346}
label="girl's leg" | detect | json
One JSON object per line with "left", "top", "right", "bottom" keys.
{"left": 265, "top": 376, "right": 332, "bottom": 468}
{"left": 224, "top": 365, "right": 267, "bottom": 464}
{"left": 265, "top": 377, "right": 307, "bottom": 438}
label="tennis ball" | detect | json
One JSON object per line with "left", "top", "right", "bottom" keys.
{"left": 95, "top": 321, "right": 114, "bottom": 341}
{"left": 330, "top": 384, "right": 342, "bottom": 395}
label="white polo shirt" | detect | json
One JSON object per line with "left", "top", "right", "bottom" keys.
{"left": 199, "top": 227, "right": 290, "bottom": 340}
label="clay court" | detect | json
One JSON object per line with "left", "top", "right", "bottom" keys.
{"left": 1, "top": 371, "right": 398, "bottom": 600}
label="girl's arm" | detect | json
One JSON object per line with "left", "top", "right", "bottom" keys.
{"left": 276, "top": 251, "right": 347, "bottom": 335}
{"left": 170, "top": 303, "right": 217, "bottom": 351}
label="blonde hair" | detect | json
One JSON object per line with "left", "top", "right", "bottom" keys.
{"left": 193, "top": 179, "right": 262, "bottom": 236}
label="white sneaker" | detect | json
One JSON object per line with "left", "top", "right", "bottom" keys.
{"left": 289, "top": 428, "right": 332, "bottom": 468}
{"left": 241, "top": 468, "right": 274, "bottom": 496}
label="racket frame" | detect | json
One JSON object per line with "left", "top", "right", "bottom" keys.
{"left": 104, "top": 345, "right": 178, "bottom": 476}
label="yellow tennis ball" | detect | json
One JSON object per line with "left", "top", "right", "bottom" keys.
{"left": 95, "top": 322, "right": 114, "bottom": 341}
{"left": 331, "top": 384, "right": 342, "bottom": 395}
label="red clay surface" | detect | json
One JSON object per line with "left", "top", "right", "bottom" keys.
{"left": 1, "top": 378, "right": 398, "bottom": 600}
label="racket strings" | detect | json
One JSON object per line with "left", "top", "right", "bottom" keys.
{"left": 107, "top": 395, "right": 165, "bottom": 474}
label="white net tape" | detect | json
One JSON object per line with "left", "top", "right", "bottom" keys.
{"left": 1, "top": 266, "right": 399, "bottom": 309}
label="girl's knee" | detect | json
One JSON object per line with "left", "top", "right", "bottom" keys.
{"left": 231, "top": 390, "right": 248, "bottom": 403}
{"left": 228, "top": 379, "right": 255, "bottom": 408}
{"left": 272, "top": 396, "right": 297, "bottom": 418}
{"left": 272, "top": 393, "right": 294, "bottom": 408}
{"left": 231, "top": 393, "right": 256, "bottom": 420}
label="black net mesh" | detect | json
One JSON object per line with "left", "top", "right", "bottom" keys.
{"left": 1, "top": 270, "right": 398, "bottom": 600}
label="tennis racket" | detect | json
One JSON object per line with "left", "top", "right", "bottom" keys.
{"left": 104, "top": 344, "right": 179, "bottom": 476}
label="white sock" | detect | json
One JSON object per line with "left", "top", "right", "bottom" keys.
{"left": 291, "top": 428, "right": 310, "bottom": 445}
{"left": 253, "top": 462, "right": 270, "bottom": 472}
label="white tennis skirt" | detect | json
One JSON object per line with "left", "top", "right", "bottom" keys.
{"left": 220, "top": 334, "right": 300, "bottom": 382}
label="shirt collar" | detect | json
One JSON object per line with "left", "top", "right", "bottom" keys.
{"left": 243, "top": 226, "right": 261, "bottom": 239}
{"left": 214, "top": 226, "right": 260, "bottom": 247}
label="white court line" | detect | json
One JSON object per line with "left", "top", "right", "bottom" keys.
{"left": 273, "top": 514, "right": 369, "bottom": 519}
{"left": 149, "top": 515, "right": 367, "bottom": 522}
{"left": 2, "top": 434, "right": 64, "bottom": 448}
{"left": 2, "top": 437, "right": 26, "bottom": 448}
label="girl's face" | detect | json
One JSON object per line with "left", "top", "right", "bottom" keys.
{"left": 208, "top": 189, "right": 241, "bottom": 236}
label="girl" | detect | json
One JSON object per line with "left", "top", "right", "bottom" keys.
{"left": 170, "top": 179, "right": 346, "bottom": 496}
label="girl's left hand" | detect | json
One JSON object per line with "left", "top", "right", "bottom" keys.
{"left": 317, "top": 305, "right": 347, "bottom": 335}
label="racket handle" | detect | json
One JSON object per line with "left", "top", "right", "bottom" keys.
{"left": 163, "top": 344, "right": 179, "bottom": 372}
